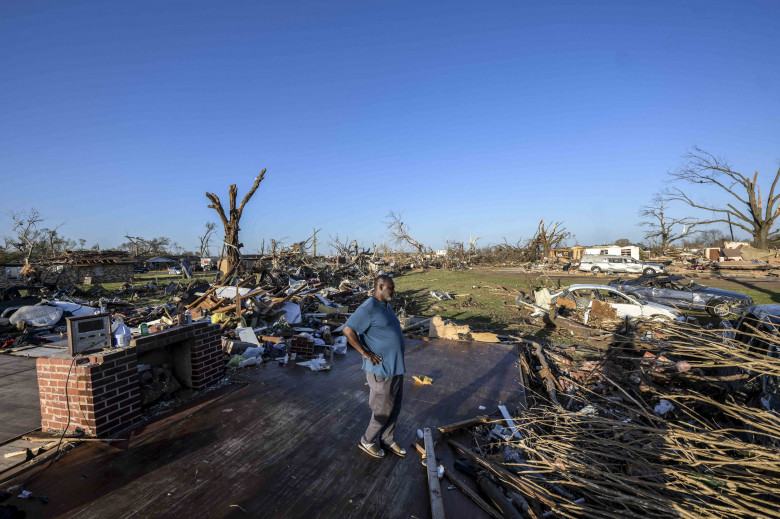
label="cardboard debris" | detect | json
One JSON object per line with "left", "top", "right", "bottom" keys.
{"left": 588, "top": 299, "right": 617, "bottom": 320}
{"left": 428, "top": 315, "right": 499, "bottom": 342}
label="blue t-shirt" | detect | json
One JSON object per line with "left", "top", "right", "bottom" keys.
{"left": 344, "top": 296, "right": 406, "bottom": 377}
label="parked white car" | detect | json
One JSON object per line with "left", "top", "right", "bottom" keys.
{"left": 551, "top": 284, "right": 683, "bottom": 320}
{"left": 168, "top": 266, "right": 183, "bottom": 275}
{"left": 577, "top": 254, "right": 666, "bottom": 275}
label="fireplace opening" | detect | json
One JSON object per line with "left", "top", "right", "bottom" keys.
{"left": 137, "top": 339, "right": 194, "bottom": 407}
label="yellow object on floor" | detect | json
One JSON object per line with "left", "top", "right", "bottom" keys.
{"left": 211, "top": 312, "right": 228, "bottom": 324}
{"left": 412, "top": 375, "right": 433, "bottom": 385}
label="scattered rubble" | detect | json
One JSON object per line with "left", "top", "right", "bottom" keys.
{"left": 3, "top": 245, "right": 779, "bottom": 518}
{"left": 417, "top": 313, "right": 780, "bottom": 518}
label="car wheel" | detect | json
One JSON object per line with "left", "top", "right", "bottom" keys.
{"left": 591, "top": 267, "right": 602, "bottom": 273}
{"left": 643, "top": 268, "right": 656, "bottom": 275}
{"left": 707, "top": 300, "right": 730, "bottom": 318}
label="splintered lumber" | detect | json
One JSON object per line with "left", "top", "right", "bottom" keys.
{"left": 21, "top": 435, "right": 125, "bottom": 443}
{"left": 414, "top": 443, "right": 503, "bottom": 519}
{"left": 402, "top": 318, "right": 432, "bottom": 333}
{"left": 498, "top": 405, "right": 522, "bottom": 439}
{"left": 523, "top": 339, "right": 562, "bottom": 409}
{"left": 515, "top": 350, "right": 530, "bottom": 410}
{"left": 437, "top": 415, "right": 489, "bottom": 434}
{"left": 236, "top": 275, "right": 257, "bottom": 288}
{"left": 448, "top": 471, "right": 503, "bottom": 519}
{"left": 186, "top": 284, "right": 220, "bottom": 310}
{"left": 424, "top": 428, "right": 446, "bottom": 519}
{"left": 478, "top": 475, "right": 523, "bottom": 519}
{"left": 268, "top": 283, "right": 308, "bottom": 309}
{"left": 209, "top": 298, "right": 240, "bottom": 315}
{"left": 243, "top": 287, "right": 269, "bottom": 299}
{"left": 447, "top": 439, "right": 556, "bottom": 509}
{"left": 3, "top": 448, "right": 30, "bottom": 459}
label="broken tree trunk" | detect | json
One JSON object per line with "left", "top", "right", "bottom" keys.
{"left": 206, "top": 169, "right": 266, "bottom": 277}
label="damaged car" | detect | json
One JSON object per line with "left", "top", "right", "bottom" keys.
{"left": 609, "top": 275, "right": 753, "bottom": 318}
{"left": 551, "top": 284, "right": 683, "bottom": 320}
{"left": 731, "top": 305, "right": 780, "bottom": 412}
{"left": 577, "top": 254, "right": 666, "bottom": 275}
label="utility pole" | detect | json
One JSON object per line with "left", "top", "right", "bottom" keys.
{"left": 727, "top": 213, "right": 735, "bottom": 241}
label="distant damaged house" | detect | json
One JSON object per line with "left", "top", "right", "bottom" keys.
{"left": 145, "top": 256, "right": 178, "bottom": 270}
{"left": 584, "top": 244, "right": 641, "bottom": 260}
{"left": 551, "top": 245, "right": 585, "bottom": 261}
{"left": 40, "top": 250, "right": 135, "bottom": 285}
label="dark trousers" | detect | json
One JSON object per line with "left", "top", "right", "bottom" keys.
{"left": 361, "top": 373, "right": 404, "bottom": 446}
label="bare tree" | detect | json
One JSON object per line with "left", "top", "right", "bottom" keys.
{"left": 122, "top": 235, "right": 170, "bottom": 256}
{"left": 37, "top": 222, "right": 73, "bottom": 260}
{"left": 329, "top": 234, "right": 353, "bottom": 258}
{"left": 198, "top": 222, "right": 216, "bottom": 258}
{"left": 668, "top": 147, "right": 780, "bottom": 249}
{"left": 467, "top": 235, "right": 481, "bottom": 262}
{"left": 123, "top": 235, "right": 145, "bottom": 256}
{"left": 385, "top": 211, "right": 428, "bottom": 266}
{"left": 639, "top": 194, "right": 697, "bottom": 253}
{"left": 525, "top": 219, "right": 570, "bottom": 260}
{"left": 206, "top": 169, "right": 266, "bottom": 275}
{"left": 310, "top": 227, "right": 321, "bottom": 257}
{"left": 8, "top": 209, "right": 43, "bottom": 265}
{"left": 696, "top": 229, "right": 729, "bottom": 248}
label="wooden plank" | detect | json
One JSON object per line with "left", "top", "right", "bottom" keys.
{"left": 21, "top": 432, "right": 124, "bottom": 443}
{"left": 414, "top": 442, "right": 503, "bottom": 519}
{"left": 424, "top": 427, "right": 446, "bottom": 519}
{"left": 269, "top": 283, "right": 307, "bottom": 309}
{"left": 185, "top": 284, "right": 220, "bottom": 310}
{"left": 498, "top": 405, "right": 522, "bottom": 439}
{"left": 438, "top": 415, "right": 489, "bottom": 434}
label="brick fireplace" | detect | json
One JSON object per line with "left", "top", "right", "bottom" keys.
{"left": 36, "top": 322, "right": 223, "bottom": 437}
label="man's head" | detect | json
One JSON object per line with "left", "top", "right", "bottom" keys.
{"left": 373, "top": 274, "right": 395, "bottom": 303}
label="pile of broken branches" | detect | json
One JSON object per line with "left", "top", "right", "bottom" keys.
{"left": 502, "top": 320, "right": 780, "bottom": 518}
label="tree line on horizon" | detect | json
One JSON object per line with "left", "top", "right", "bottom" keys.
{"left": 2, "top": 147, "right": 779, "bottom": 267}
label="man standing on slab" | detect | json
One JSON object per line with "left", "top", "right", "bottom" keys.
{"left": 343, "top": 274, "right": 407, "bottom": 459}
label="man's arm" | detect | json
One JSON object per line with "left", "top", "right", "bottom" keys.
{"left": 343, "top": 325, "right": 382, "bottom": 366}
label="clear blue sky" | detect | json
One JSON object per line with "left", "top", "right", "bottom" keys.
{"left": 2, "top": 0, "right": 779, "bottom": 253}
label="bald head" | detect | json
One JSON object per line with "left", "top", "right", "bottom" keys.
{"left": 372, "top": 274, "right": 395, "bottom": 303}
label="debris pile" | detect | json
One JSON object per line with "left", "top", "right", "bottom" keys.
{"left": 428, "top": 320, "right": 780, "bottom": 518}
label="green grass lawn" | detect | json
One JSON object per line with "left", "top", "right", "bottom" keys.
{"left": 395, "top": 267, "right": 779, "bottom": 334}
{"left": 394, "top": 268, "right": 541, "bottom": 335}
{"left": 74, "top": 271, "right": 219, "bottom": 293}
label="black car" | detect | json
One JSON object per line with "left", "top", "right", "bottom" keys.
{"left": 608, "top": 275, "right": 753, "bottom": 317}
{"left": 133, "top": 265, "right": 149, "bottom": 273}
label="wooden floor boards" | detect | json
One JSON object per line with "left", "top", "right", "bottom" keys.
{"left": 3, "top": 338, "right": 521, "bottom": 519}
{"left": 0, "top": 355, "right": 41, "bottom": 442}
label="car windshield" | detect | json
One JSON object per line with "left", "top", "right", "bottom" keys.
{"left": 598, "top": 289, "right": 634, "bottom": 304}
{"left": 675, "top": 278, "right": 702, "bottom": 290}
{"left": 569, "top": 288, "right": 637, "bottom": 305}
